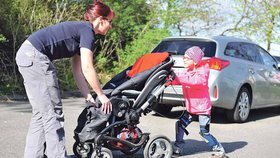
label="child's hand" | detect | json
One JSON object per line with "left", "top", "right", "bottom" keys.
{"left": 166, "top": 80, "right": 172, "bottom": 86}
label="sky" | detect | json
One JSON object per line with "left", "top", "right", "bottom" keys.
{"left": 262, "top": 43, "right": 280, "bottom": 56}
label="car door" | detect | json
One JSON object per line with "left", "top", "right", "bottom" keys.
{"left": 257, "top": 46, "right": 280, "bottom": 105}
{"left": 236, "top": 43, "right": 270, "bottom": 106}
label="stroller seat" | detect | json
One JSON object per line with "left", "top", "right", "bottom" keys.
{"left": 104, "top": 52, "right": 172, "bottom": 102}
{"left": 102, "top": 52, "right": 174, "bottom": 117}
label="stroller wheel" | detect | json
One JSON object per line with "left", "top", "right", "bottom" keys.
{"left": 73, "top": 141, "right": 93, "bottom": 158}
{"left": 92, "top": 147, "right": 113, "bottom": 158}
{"left": 143, "top": 135, "right": 173, "bottom": 158}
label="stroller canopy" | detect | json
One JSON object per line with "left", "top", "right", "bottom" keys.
{"left": 127, "top": 52, "right": 170, "bottom": 78}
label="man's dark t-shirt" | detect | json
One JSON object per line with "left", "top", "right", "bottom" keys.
{"left": 28, "top": 21, "right": 95, "bottom": 61}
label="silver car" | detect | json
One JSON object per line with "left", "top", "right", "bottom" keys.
{"left": 152, "top": 36, "right": 280, "bottom": 122}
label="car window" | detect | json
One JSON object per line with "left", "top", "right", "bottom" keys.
{"left": 224, "top": 42, "right": 262, "bottom": 63}
{"left": 257, "top": 46, "right": 278, "bottom": 69}
{"left": 273, "top": 56, "right": 280, "bottom": 63}
{"left": 152, "top": 39, "right": 216, "bottom": 57}
{"left": 242, "top": 43, "right": 263, "bottom": 63}
{"left": 225, "top": 42, "right": 246, "bottom": 59}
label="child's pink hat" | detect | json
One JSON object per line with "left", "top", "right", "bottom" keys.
{"left": 184, "top": 46, "right": 204, "bottom": 64}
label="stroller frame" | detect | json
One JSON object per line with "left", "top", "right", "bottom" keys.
{"left": 73, "top": 54, "right": 175, "bottom": 158}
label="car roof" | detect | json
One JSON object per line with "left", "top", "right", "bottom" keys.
{"left": 163, "top": 35, "right": 256, "bottom": 45}
{"left": 161, "top": 36, "right": 259, "bottom": 57}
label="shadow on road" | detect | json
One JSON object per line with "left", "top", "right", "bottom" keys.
{"left": 246, "top": 107, "right": 280, "bottom": 122}
{"left": 173, "top": 139, "right": 247, "bottom": 156}
{"left": 66, "top": 139, "right": 247, "bottom": 158}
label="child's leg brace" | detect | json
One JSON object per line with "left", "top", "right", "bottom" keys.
{"left": 198, "top": 115, "right": 219, "bottom": 147}
{"left": 175, "top": 111, "right": 192, "bottom": 142}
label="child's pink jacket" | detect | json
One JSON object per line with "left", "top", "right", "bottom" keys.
{"left": 172, "top": 63, "right": 211, "bottom": 115}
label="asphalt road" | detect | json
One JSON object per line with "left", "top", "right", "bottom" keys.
{"left": 1, "top": 97, "right": 280, "bottom": 158}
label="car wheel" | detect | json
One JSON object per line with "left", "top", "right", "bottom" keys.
{"left": 152, "top": 103, "right": 173, "bottom": 115}
{"left": 226, "top": 87, "right": 251, "bottom": 123}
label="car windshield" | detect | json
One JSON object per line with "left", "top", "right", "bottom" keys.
{"left": 152, "top": 39, "right": 217, "bottom": 57}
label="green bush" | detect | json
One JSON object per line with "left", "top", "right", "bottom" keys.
{"left": 113, "top": 28, "right": 170, "bottom": 74}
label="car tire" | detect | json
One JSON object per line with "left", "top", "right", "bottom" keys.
{"left": 226, "top": 87, "right": 251, "bottom": 123}
{"left": 152, "top": 103, "right": 173, "bottom": 115}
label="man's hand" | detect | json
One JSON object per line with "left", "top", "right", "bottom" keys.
{"left": 98, "top": 94, "right": 112, "bottom": 114}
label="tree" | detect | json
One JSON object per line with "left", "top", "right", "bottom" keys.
{"left": 0, "top": 0, "right": 159, "bottom": 94}
{"left": 222, "top": 0, "right": 280, "bottom": 52}
{"left": 92, "top": 0, "right": 163, "bottom": 82}
{"left": 147, "top": 0, "right": 224, "bottom": 36}
{"left": 0, "top": 0, "right": 85, "bottom": 94}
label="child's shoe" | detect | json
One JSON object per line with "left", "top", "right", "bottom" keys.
{"left": 173, "top": 141, "right": 185, "bottom": 156}
{"left": 211, "top": 143, "right": 227, "bottom": 158}
{"left": 210, "top": 153, "right": 229, "bottom": 158}
{"left": 212, "top": 143, "right": 225, "bottom": 153}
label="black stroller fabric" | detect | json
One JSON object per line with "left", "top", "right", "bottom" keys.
{"left": 75, "top": 103, "right": 110, "bottom": 142}
{"left": 102, "top": 66, "right": 132, "bottom": 90}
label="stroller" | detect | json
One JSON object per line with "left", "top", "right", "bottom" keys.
{"left": 73, "top": 52, "right": 175, "bottom": 158}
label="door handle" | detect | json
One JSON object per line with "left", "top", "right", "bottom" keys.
{"left": 249, "top": 68, "right": 255, "bottom": 74}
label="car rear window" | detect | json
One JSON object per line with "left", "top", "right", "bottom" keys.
{"left": 152, "top": 39, "right": 216, "bottom": 57}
